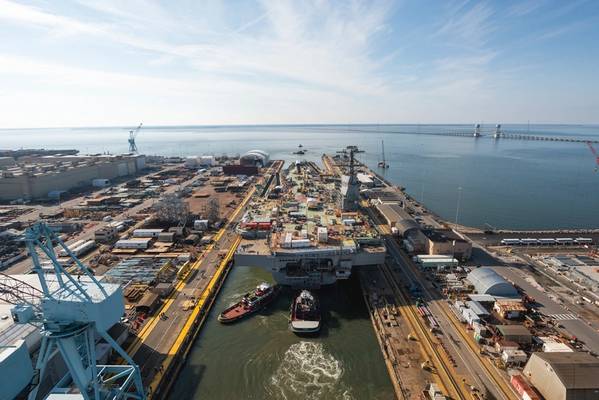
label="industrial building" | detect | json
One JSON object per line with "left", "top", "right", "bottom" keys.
{"left": 240, "top": 150, "right": 269, "bottom": 167}
{"left": 221, "top": 150, "right": 269, "bottom": 175}
{"left": 467, "top": 267, "right": 519, "bottom": 297}
{"left": 0, "top": 154, "right": 146, "bottom": 201}
{"left": 495, "top": 325, "right": 533, "bottom": 345}
{"left": 374, "top": 202, "right": 472, "bottom": 260}
{"left": 422, "top": 229, "right": 472, "bottom": 260}
{"left": 375, "top": 202, "right": 420, "bottom": 236}
{"left": 523, "top": 352, "right": 599, "bottom": 400}
{"left": 94, "top": 226, "right": 118, "bottom": 243}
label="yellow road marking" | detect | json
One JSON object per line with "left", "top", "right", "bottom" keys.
{"left": 126, "top": 187, "right": 255, "bottom": 357}
{"left": 147, "top": 236, "right": 241, "bottom": 398}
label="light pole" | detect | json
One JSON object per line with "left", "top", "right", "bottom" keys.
{"left": 455, "top": 186, "right": 462, "bottom": 225}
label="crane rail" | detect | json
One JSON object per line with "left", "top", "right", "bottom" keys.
{"left": 378, "top": 261, "right": 469, "bottom": 400}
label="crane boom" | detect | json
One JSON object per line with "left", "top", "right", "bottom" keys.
{"left": 0, "top": 223, "right": 145, "bottom": 400}
{"left": 131, "top": 122, "right": 143, "bottom": 139}
{"left": 0, "top": 272, "right": 43, "bottom": 311}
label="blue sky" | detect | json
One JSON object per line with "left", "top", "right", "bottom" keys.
{"left": 0, "top": 0, "right": 598, "bottom": 127}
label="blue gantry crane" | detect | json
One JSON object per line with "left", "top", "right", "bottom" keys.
{"left": 128, "top": 123, "right": 143, "bottom": 154}
{"left": 0, "top": 223, "right": 145, "bottom": 400}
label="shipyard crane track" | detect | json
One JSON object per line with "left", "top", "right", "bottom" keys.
{"left": 360, "top": 278, "right": 410, "bottom": 400}
{"left": 363, "top": 203, "right": 515, "bottom": 400}
{"left": 125, "top": 184, "right": 257, "bottom": 358}
{"left": 378, "top": 261, "right": 469, "bottom": 400}
{"left": 391, "top": 246, "right": 517, "bottom": 400}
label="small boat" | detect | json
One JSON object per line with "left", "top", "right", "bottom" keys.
{"left": 289, "top": 290, "right": 321, "bottom": 334}
{"left": 218, "top": 283, "right": 280, "bottom": 323}
{"left": 292, "top": 150, "right": 305, "bottom": 155}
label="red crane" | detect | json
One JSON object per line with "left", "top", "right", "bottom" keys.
{"left": 587, "top": 141, "right": 599, "bottom": 172}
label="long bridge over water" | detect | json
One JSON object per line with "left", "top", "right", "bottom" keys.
{"left": 310, "top": 125, "right": 599, "bottom": 144}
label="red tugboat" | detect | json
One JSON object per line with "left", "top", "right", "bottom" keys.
{"left": 289, "top": 290, "right": 321, "bottom": 334}
{"left": 218, "top": 282, "right": 280, "bottom": 323}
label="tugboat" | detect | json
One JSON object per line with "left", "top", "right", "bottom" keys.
{"left": 218, "top": 282, "right": 280, "bottom": 323}
{"left": 289, "top": 290, "right": 321, "bottom": 334}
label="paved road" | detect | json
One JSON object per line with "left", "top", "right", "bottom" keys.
{"left": 132, "top": 223, "right": 242, "bottom": 387}
{"left": 492, "top": 265, "right": 599, "bottom": 354}
{"left": 385, "top": 236, "right": 511, "bottom": 399}
{"left": 365, "top": 204, "right": 511, "bottom": 400}
{"left": 464, "top": 237, "right": 599, "bottom": 355}
{"left": 128, "top": 177, "right": 264, "bottom": 390}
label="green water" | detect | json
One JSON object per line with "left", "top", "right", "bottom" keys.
{"left": 169, "top": 265, "right": 394, "bottom": 400}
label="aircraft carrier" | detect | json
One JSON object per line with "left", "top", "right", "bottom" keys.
{"left": 235, "top": 147, "right": 386, "bottom": 288}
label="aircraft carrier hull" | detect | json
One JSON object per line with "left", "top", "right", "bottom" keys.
{"left": 235, "top": 247, "right": 386, "bottom": 288}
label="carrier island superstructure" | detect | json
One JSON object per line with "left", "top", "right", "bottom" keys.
{"left": 235, "top": 147, "right": 386, "bottom": 288}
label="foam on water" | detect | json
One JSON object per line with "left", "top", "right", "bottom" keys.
{"left": 270, "top": 341, "right": 353, "bottom": 400}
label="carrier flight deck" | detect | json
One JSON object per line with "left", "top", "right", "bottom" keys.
{"left": 235, "top": 148, "right": 386, "bottom": 288}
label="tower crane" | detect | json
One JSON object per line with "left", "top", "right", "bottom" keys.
{"left": 336, "top": 145, "right": 364, "bottom": 211}
{"left": 586, "top": 141, "right": 599, "bottom": 172}
{"left": 128, "top": 123, "right": 143, "bottom": 154}
{"left": 0, "top": 223, "right": 145, "bottom": 400}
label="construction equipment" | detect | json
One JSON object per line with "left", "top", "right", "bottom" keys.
{"left": 128, "top": 123, "right": 143, "bottom": 154}
{"left": 0, "top": 223, "right": 145, "bottom": 400}
{"left": 153, "top": 193, "right": 190, "bottom": 226}
{"left": 586, "top": 141, "right": 599, "bottom": 172}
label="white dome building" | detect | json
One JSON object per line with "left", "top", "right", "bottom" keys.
{"left": 240, "top": 150, "right": 269, "bottom": 167}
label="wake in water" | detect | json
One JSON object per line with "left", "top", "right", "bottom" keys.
{"left": 270, "top": 341, "right": 353, "bottom": 400}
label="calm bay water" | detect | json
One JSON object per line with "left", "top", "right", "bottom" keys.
{"left": 3, "top": 124, "right": 598, "bottom": 399}
{"left": 2, "top": 124, "right": 598, "bottom": 229}
{"left": 169, "top": 268, "right": 394, "bottom": 400}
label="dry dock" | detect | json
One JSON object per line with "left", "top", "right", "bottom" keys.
{"left": 360, "top": 268, "right": 430, "bottom": 400}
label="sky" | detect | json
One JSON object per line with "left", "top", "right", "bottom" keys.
{"left": 0, "top": 0, "right": 598, "bottom": 128}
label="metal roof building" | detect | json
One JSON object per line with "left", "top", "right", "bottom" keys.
{"left": 375, "top": 203, "right": 420, "bottom": 236}
{"left": 523, "top": 352, "right": 599, "bottom": 400}
{"left": 467, "top": 267, "right": 519, "bottom": 297}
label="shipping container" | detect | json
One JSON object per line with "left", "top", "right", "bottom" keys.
{"left": 132, "top": 229, "right": 164, "bottom": 238}
{"left": 291, "top": 239, "right": 311, "bottom": 248}
{"left": 115, "top": 239, "right": 151, "bottom": 249}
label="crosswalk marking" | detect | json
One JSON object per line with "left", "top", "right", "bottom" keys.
{"left": 549, "top": 313, "right": 578, "bottom": 321}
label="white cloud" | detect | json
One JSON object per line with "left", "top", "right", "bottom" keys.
{"left": 0, "top": 0, "right": 597, "bottom": 127}
{"left": 435, "top": 2, "right": 495, "bottom": 48}
{"left": 507, "top": 0, "right": 545, "bottom": 17}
